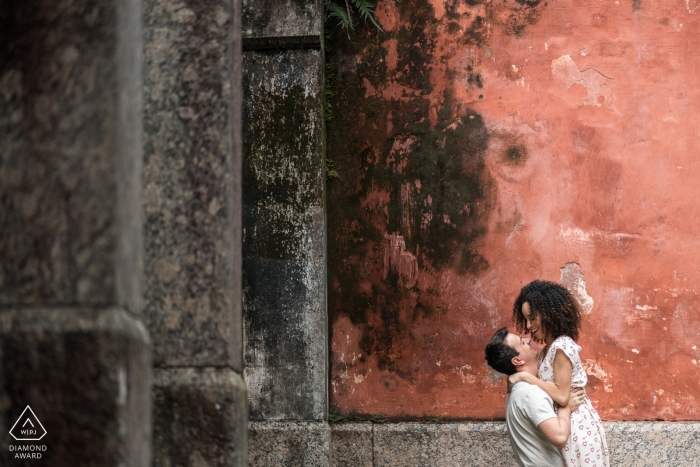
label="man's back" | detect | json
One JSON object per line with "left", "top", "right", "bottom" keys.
{"left": 506, "top": 382, "right": 565, "bottom": 467}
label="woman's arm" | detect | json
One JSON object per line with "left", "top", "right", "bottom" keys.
{"left": 509, "top": 349, "right": 573, "bottom": 406}
{"left": 543, "top": 349, "right": 573, "bottom": 406}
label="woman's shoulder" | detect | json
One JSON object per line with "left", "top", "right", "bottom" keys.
{"left": 551, "top": 335, "right": 580, "bottom": 353}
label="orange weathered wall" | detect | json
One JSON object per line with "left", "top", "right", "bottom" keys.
{"left": 327, "top": 0, "right": 700, "bottom": 421}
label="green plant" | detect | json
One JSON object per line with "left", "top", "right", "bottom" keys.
{"left": 328, "top": 413, "right": 348, "bottom": 423}
{"left": 325, "top": 0, "right": 384, "bottom": 35}
{"left": 428, "top": 416, "right": 445, "bottom": 424}
{"left": 326, "top": 158, "right": 340, "bottom": 180}
{"left": 370, "top": 413, "right": 387, "bottom": 424}
{"left": 324, "top": 62, "right": 336, "bottom": 122}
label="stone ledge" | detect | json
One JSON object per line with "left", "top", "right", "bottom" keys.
{"left": 153, "top": 368, "right": 247, "bottom": 467}
{"left": 249, "top": 421, "right": 330, "bottom": 467}
{"left": 331, "top": 422, "right": 372, "bottom": 467}
{"left": 330, "top": 421, "right": 700, "bottom": 467}
{"left": 373, "top": 422, "right": 513, "bottom": 467}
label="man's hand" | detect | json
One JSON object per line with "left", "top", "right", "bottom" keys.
{"left": 566, "top": 387, "right": 585, "bottom": 413}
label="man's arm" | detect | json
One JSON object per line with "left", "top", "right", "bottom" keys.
{"left": 536, "top": 387, "right": 585, "bottom": 449}
{"left": 537, "top": 406, "right": 571, "bottom": 449}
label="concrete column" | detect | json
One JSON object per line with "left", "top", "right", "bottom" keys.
{"left": 143, "top": 0, "right": 247, "bottom": 464}
{"left": 0, "top": 0, "right": 151, "bottom": 464}
{"left": 242, "top": 1, "right": 329, "bottom": 465}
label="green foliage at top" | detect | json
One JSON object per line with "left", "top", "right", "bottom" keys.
{"left": 325, "top": 0, "right": 384, "bottom": 34}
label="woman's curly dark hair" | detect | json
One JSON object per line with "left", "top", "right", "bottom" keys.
{"left": 512, "top": 280, "right": 582, "bottom": 341}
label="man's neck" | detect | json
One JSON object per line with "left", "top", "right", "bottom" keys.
{"left": 516, "top": 362, "right": 538, "bottom": 377}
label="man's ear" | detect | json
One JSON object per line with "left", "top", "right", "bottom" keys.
{"left": 511, "top": 356, "right": 525, "bottom": 368}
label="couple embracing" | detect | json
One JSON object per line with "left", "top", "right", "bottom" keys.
{"left": 485, "top": 280, "right": 610, "bottom": 467}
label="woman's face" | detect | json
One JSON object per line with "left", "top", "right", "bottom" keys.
{"left": 521, "top": 302, "right": 545, "bottom": 342}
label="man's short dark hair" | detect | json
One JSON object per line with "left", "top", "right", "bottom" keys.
{"left": 484, "top": 327, "right": 518, "bottom": 375}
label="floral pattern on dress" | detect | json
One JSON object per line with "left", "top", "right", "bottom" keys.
{"left": 538, "top": 336, "right": 610, "bottom": 467}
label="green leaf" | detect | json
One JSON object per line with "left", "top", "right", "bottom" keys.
{"left": 351, "top": 0, "right": 384, "bottom": 32}
{"left": 325, "top": 1, "right": 353, "bottom": 30}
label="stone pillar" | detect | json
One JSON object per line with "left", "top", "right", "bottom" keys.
{"left": 143, "top": 0, "right": 247, "bottom": 464}
{"left": 0, "top": 0, "right": 151, "bottom": 464}
{"left": 242, "top": 1, "right": 329, "bottom": 465}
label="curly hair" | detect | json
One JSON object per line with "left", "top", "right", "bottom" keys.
{"left": 512, "top": 280, "right": 582, "bottom": 342}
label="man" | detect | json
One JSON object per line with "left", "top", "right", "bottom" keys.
{"left": 485, "top": 327, "right": 585, "bottom": 467}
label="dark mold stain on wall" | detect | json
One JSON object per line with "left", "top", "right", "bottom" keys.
{"left": 326, "top": 0, "right": 549, "bottom": 418}
{"left": 325, "top": 0, "right": 542, "bottom": 418}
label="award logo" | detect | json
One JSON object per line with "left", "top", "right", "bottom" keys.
{"left": 8, "top": 406, "right": 47, "bottom": 459}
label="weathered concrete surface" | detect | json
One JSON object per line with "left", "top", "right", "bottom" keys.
{"left": 242, "top": 48, "right": 326, "bottom": 421}
{"left": 0, "top": 0, "right": 143, "bottom": 313}
{"left": 248, "top": 421, "right": 331, "bottom": 467}
{"left": 0, "top": 307, "right": 152, "bottom": 466}
{"left": 330, "top": 422, "right": 700, "bottom": 467}
{"left": 153, "top": 368, "right": 248, "bottom": 467}
{"left": 143, "top": 0, "right": 241, "bottom": 369}
{"left": 328, "top": 0, "right": 700, "bottom": 420}
{"left": 331, "top": 423, "right": 373, "bottom": 467}
{"left": 242, "top": 0, "right": 321, "bottom": 38}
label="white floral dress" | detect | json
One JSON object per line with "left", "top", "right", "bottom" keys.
{"left": 538, "top": 336, "right": 610, "bottom": 467}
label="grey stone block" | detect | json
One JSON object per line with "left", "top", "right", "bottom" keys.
{"left": 341, "top": 421, "right": 700, "bottom": 467}
{"left": 373, "top": 423, "right": 517, "bottom": 467}
{"left": 604, "top": 421, "right": 700, "bottom": 467}
{"left": 153, "top": 368, "right": 248, "bottom": 467}
{"left": 331, "top": 423, "right": 373, "bottom": 467}
{"left": 242, "top": 47, "right": 326, "bottom": 421}
{"left": 0, "top": 307, "right": 152, "bottom": 466}
{"left": 143, "top": 0, "right": 241, "bottom": 369}
{"left": 0, "top": 0, "right": 143, "bottom": 312}
{"left": 242, "top": 0, "right": 322, "bottom": 38}
{"left": 248, "top": 421, "right": 330, "bottom": 467}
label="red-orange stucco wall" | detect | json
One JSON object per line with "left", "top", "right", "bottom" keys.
{"left": 327, "top": 0, "right": 700, "bottom": 421}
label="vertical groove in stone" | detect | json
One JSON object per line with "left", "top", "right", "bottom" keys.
{"left": 230, "top": 0, "right": 243, "bottom": 373}
{"left": 116, "top": 0, "right": 145, "bottom": 316}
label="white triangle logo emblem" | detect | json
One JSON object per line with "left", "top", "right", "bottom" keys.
{"left": 9, "top": 406, "right": 47, "bottom": 441}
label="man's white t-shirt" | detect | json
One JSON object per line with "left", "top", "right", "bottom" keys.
{"left": 506, "top": 381, "right": 565, "bottom": 467}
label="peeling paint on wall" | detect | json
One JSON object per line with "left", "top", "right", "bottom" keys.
{"left": 560, "top": 262, "right": 594, "bottom": 314}
{"left": 551, "top": 55, "right": 615, "bottom": 108}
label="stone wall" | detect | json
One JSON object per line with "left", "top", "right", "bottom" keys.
{"left": 242, "top": 0, "right": 329, "bottom": 464}
{"left": 332, "top": 422, "right": 700, "bottom": 467}
{"left": 0, "top": 0, "right": 151, "bottom": 463}
{"left": 143, "top": 0, "right": 247, "bottom": 464}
